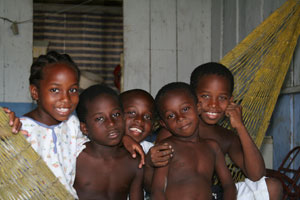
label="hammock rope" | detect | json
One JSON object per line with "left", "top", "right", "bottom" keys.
{"left": 220, "top": 0, "right": 300, "bottom": 182}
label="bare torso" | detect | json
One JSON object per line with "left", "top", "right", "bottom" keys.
{"left": 74, "top": 143, "right": 143, "bottom": 200}
{"left": 162, "top": 137, "right": 217, "bottom": 200}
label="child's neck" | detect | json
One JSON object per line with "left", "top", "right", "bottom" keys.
{"left": 173, "top": 129, "right": 200, "bottom": 143}
{"left": 88, "top": 141, "right": 123, "bottom": 158}
{"left": 25, "top": 109, "right": 61, "bottom": 126}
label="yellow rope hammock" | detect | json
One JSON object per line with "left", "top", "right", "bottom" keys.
{"left": 0, "top": 108, "right": 74, "bottom": 199}
{"left": 220, "top": 0, "right": 300, "bottom": 182}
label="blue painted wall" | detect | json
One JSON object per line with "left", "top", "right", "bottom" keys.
{"left": 0, "top": 102, "right": 36, "bottom": 117}
{"left": 266, "top": 93, "right": 300, "bottom": 170}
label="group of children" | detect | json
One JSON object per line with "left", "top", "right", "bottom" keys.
{"left": 4, "top": 51, "right": 284, "bottom": 200}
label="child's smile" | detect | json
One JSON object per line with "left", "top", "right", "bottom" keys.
{"left": 159, "top": 89, "right": 200, "bottom": 139}
{"left": 196, "top": 74, "right": 232, "bottom": 124}
{"left": 122, "top": 93, "right": 154, "bottom": 143}
{"left": 32, "top": 63, "right": 79, "bottom": 125}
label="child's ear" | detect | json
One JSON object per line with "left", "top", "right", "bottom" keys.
{"left": 30, "top": 84, "right": 39, "bottom": 101}
{"left": 80, "top": 122, "right": 88, "bottom": 136}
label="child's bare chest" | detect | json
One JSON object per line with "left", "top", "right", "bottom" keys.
{"left": 76, "top": 152, "right": 137, "bottom": 196}
{"left": 169, "top": 142, "right": 215, "bottom": 180}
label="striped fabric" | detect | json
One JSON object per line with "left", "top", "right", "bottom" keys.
{"left": 33, "top": 10, "right": 123, "bottom": 89}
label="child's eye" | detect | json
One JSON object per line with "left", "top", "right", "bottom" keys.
{"left": 96, "top": 116, "right": 105, "bottom": 122}
{"left": 50, "top": 88, "right": 59, "bottom": 93}
{"left": 126, "top": 111, "right": 136, "bottom": 116}
{"left": 144, "top": 114, "right": 152, "bottom": 121}
{"left": 182, "top": 107, "right": 190, "bottom": 112}
{"left": 69, "top": 88, "right": 78, "bottom": 93}
{"left": 219, "top": 96, "right": 228, "bottom": 101}
{"left": 167, "top": 113, "right": 175, "bottom": 119}
{"left": 201, "top": 94, "right": 209, "bottom": 99}
{"left": 112, "top": 112, "right": 121, "bottom": 118}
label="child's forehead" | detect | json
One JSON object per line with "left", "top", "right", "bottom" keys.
{"left": 43, "top": 62, "right": 77, "bottom": 76}
{"left": 197, "top": 74, "right": 231, "bottom": 88}
{"left": 94, "top": 93, "right": 118, "bottom": 102}
{"left": 124, "top": 91, "right": 154, "bottom": 104}
{"left": 163, "top": 89, "right": 192, "bottom": 103}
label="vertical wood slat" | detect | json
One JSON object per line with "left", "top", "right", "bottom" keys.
{"left": 177, "top": 0, "right": 211, "bottom": 84}
{"left": 150, "top": 0, "right": 177, "bottom": 96}
{"left": 223, "top": 0, "right": 237, "bottom": 57}
{"left": 0, "top": 0, "right": 32, "bottom": 102}
{"left": 123, "top": 0, "right": 150, "bottom": 92}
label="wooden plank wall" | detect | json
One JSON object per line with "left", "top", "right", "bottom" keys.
{"left": 0, "top": 0, "right": 33, "bottom": 102}
{"left": 123, "top": 0, "right": 211, "bottom": 96}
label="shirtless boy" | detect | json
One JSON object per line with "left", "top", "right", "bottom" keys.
{"left": 151, "top": 82, "right": 236, "bottom": 200}
{"left": 155, "top": 62, "right": 282, "bottom": 200}
{"left": 74, "top": 84, "right": 143, "bottom": 200}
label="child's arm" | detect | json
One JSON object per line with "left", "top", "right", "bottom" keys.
{"left": 226, "top": 101, "right": 266, "bottom": 180}
{"left": 2, "top": 107, "right": 22, "bottom": 134}
{"left": 211, "top": 140, "right": 237, "bottom": 200}
{"left": 129, "top": 167, "right": 144, "bottom": 200}
{"left": 122, "top": 135, "right": 145, "bottom": 168}
{"left": 144, "top": 143, "right": 173, "bottom": 192}
{"left": 151, "top": 165, "right": 169, "bottom": 200}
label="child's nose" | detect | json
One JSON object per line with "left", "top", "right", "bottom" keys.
{"left": 61, "top": 92, "right": 71, "bottom": 103}
{"left": 177, "top": 114, "right": 184, "bottom": 122}
{"left": 106, "top": 116, "right": 115, "bottom": 126}
{"left": 134, "top": 115, "right": 143, "bottom": 123}
{"left": 208, "top": 98, "right": 218, "bottom": 108}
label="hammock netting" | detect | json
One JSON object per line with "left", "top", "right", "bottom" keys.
{"left": 0, "top": 0, "right": 300, "bottom": 197}
{"left": 219, "top": 0, "right": 300, "bottom": 182}
{"left": 0, "top": 109, "right": 74, "bottom": 199}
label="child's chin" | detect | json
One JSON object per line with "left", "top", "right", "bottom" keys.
{"left": 202, "top": 117, "right": 220, "bottom": 125}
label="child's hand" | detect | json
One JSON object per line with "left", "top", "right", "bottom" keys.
{"left": 148, "top": 143, "right": 174, "bottom": 167}
{"left": 122, "top": 135, "right": 145, "bottom": 168}
{"left": 225, "top": 101, "right": 244, "bottom": 129}
{"left": 2, "top": 107, "right": 22, "bottom": 134}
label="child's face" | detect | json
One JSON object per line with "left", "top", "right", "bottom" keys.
{"left": 31, "top": 63, "right": 79, "bottom": 125}
{"left": 159, "top": 89, "right": 200, "bottom": 138}
{"left": 122, "top": 93, "right": 154, "bottom": 143}
{"left": 195, "top": 74, "right": 232, "bottom": 125}
{"left": 81, "top": 94, "right": 124, "bottom": 146}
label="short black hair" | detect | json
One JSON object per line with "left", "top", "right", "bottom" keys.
{"left": 190, "top": 62, "right": 234, "bottom": 94}
{"left": 155, "top": 82, "right": 198, "bottom": 118}
{"left": 76, "top": 84, "right": 121, "bottom": 123}
{"left": 120, "top": 88, "right": 156, "bottom": 114}
{"left": 29, "top": 51, "right": 80, "bottom": 87}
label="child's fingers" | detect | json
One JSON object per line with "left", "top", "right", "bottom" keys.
{"left": 128, "top": 146, "right": 145, "bottom": 168}
{"left": 151, "top": 150, "right": 173, "bottom": 163}
{"left": 12, "top": 117, "right": 21, "bottom": 134}
{"left": 20, "top": 130, "right": 29, "bottom": 136}
{"left": 154, "top": 143, "right": 173, "bottom": 152}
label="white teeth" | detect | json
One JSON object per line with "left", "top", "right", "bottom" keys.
{"left": 57, "top": 108, "right": 69, "bottom": 112}
{"left": 129, "top": 127, "right": 142, "bottom": 133}
{"left": 207, "top": 112, "right": 217, "bottom": 116}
